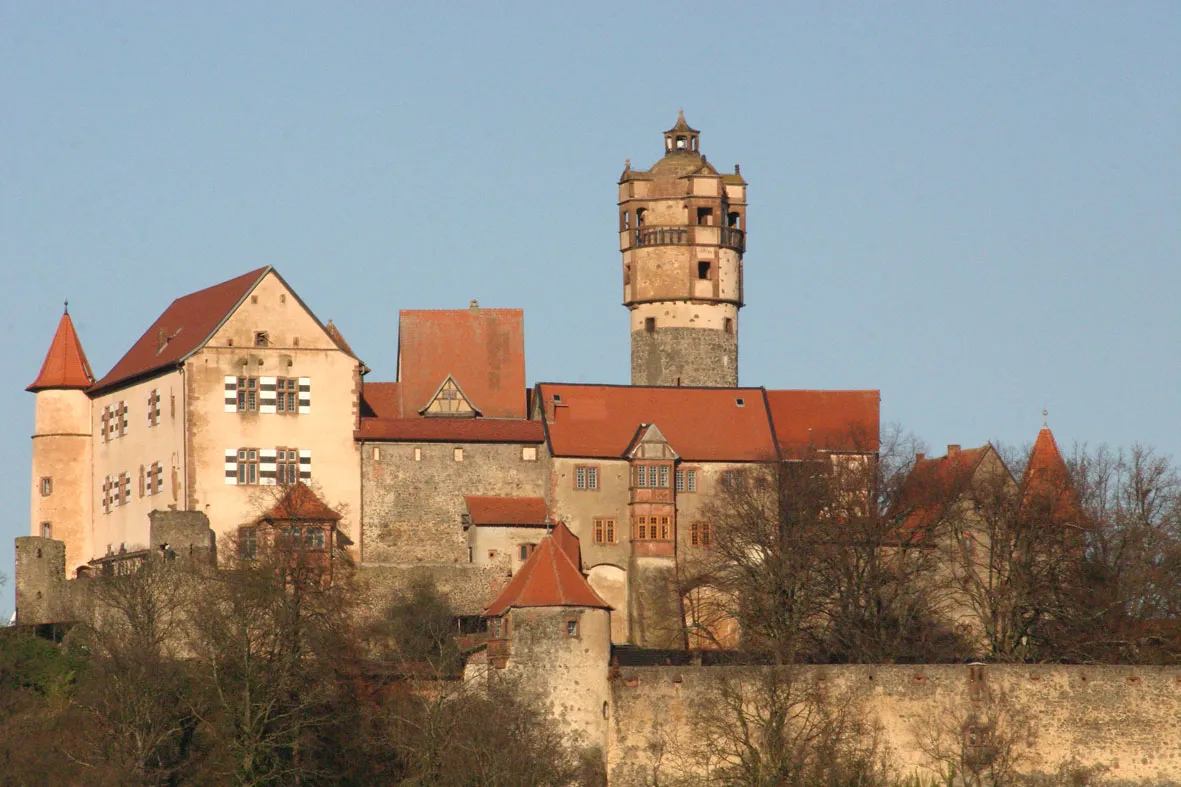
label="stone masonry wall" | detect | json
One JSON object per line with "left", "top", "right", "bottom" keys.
{"left": 608, "top": 664, "right": 1181, "bottom": 785}
{"left": 631, "top": 326, "right": 737, "bottom": 387}
{"left": 361, "top": 441, "right": 548, "bottom": 565}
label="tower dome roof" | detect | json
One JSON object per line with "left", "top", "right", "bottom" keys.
{"left": 27, "top": 306, "right": 94, "bottom": 392}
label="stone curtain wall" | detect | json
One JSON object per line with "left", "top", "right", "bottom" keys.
{"left": 361, "top": 441, "right": 548, "bottom": 564}
{"left": 608, "top": 664, "right": 1181, "bottom": 785}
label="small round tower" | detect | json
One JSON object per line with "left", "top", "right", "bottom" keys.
{"left": 27, "top": 304, "right": 95, "bottom": 574}
{"left": 619, "top": 112, "right": 747, "bottom": 387}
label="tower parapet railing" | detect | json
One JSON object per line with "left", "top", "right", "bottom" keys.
{"left": 633, "top": 226, "right": 744, "bottom": 253}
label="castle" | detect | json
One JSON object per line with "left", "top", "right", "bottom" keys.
{"left": 20, "top": 115, "right": 1174, "bottom": 784}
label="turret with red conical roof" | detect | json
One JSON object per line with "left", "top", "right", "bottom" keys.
{"left": 27, "top": 304, "right": 94, "bottom": 392}
{"left": 481, "top": 522, "right": 612, "bottom": 757}
{"left": 28, "top": 303, "right": 95, "bottom": 573}
{"left": 1022, "top": 420, "right": 1081, "bottom": 526}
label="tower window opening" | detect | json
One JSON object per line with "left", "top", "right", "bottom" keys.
{"left": 40, "top": 477, "right": 52, "bottom": 497}
{"left": 697, "top": 208, "right": 713, "bottom": 226}
{"left": 645, "top": 317, "right": 656, "bottom": 333}
{"left": 624, "top": 263, "right": 631, "bottom": 285}
{"left": 728, "top": 212, "right": 741, "bottom": 229}
{"left": 698, "top": 261, "right": 712, "bottom": 280}
{"left": 676, "top": 135, "right": 687, "bottom": 150}
{"left": 254, "top": 331, "right": 269, "bottom": 347}
{"left": 621, "top": 211, "right": 630, "bottom": 230}
{"left": 41, "top": 522, "right": 52, "bottom": 539}
{"left": 724, "top": 318, "right": 734, "bottom": 334}
{"left": 635, "top": 208, "right": 647, "bottom": 226}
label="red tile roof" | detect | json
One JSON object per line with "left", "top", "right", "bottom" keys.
{"left": 1022, "top": 427, "right": 1081, "bottom": 523}
{"left": 397, "top": 308, "right": 526, "bottom": 419}
{"left": 257, "top": 482, "right": 342, "bottom": 523}
{"left": 766, "top": 390, "right": 880, "bottom": 458}
{"left": 464, "top": 496, "right": 549, "bottom": 527}
{"left": 27, "top": 309, "right": 95, "bottom": 392}
{"left": 893, "top": 445, "right": 994, "bottom": 534}
{"left": 360, "top": 382, "right": 402, "bottom": 419}
{"left": 537, "top": 384, "right": 779, "bottom": 462}
{"left": 356, "top": 417, "right": 544, "bottom": 444}
{"left": 90, "top": 267, "right": 269, "bottom": 392}
{"left": 485, "top": 527, "right": 608, "bottom": 616}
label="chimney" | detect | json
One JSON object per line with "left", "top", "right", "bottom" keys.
{"left": 915, "top": 452, "right": 926, "bottom": 462}
{"left": 469, "top": 299, "right": 479, "bottom": 313}
{"left": 947, "top": 444, "right": 961, "bottom": 457}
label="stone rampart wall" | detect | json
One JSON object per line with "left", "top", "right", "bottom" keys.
{"left": 609, "top": 664, "right": 1181, "bottom": 785}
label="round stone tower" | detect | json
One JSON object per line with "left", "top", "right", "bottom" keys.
{"left": 28, "top": 304, "right": 95, "bottom": 574}
{"left": 619, "top": 111, "right": 747, "bottom": 387}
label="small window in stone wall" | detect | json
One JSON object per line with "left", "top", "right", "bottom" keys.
{"left": 40, "top": 477, "right": 52, "bottom": 497}
{"left": 522, "top": 446, "right": 538, "bottom": 461}
{"left": 414, "top": 447, "right": 422, "bottom": 462}
{"left": 41, "top": 522, "right": 51, "bottom": 539}
{"left": 566, "top": 619, "right": 580, "bottom": 638}
{"left": 519, "top": 543, "right": 536, "bottom": 562}
{"left": 645, "top": 317, "right": 656, "bottom": 333}
{"left": 454, "top": 447, "right": 464, "bottom": 462}
{"left": 372, "top": 447, "right": 381, "bottom": 461}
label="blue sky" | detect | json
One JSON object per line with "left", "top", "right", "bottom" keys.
{"left": 2, "top": 3, "right": 1178, "bottom": 616}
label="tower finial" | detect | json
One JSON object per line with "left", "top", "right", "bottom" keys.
{"left": 63, "top": 300, "right": 69, "bottom": 315}
{"left": 1042, "top": 409, "right": 1049, "bottom": 427}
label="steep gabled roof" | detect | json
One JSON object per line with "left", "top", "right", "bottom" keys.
{"left": 537, "top": 383, "right": 778, "bottom": 462}
{"left": 90, "top": 267, "right": 269, "bottom": 392}
{"left": 1022, "top": 426, "right": 1081, "bottom": 523}
{"left": 257, "top": 482, "right": 341, "bottom": 523}
{"left": 464, "top": 496, "right": 548, "bottom": 527}
{"left": 397, "top": 307, "right": 526, "bottom": 419}
{"left": 893, "top": 445, "right": 996, "bottom": 534}
{"left": 766, "top": 390, "right": 881, "bottom": 458}
{"left": 360, "top": 382, "right": 402, "bottom": 419}
{"left": 485, "top": 525, "right": 608, "bottom": 616}
{"left": 27, "top": 308, "right": 95, "bottom": 392}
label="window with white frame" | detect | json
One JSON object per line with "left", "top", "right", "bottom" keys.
{"left": 675, "top": 468, "right": 698, "bottom": 493}
{"left": 237, "top": 449, "right": 259, "bottom": 485}
{"left": 633, "top": 463, "right": 670, "bottom": 489}
{"left": 276, "top": 449, "right": 299, "bottom": 485}
{"left": 574, "top": 465, "right": 599, "bottom": 490}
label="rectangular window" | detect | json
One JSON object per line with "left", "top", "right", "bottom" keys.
{"left": 41, "top": 521, "right": 52, "bottom": 539}
{"left": 254, "top": 330, "right": 269, "bottom": 347}
{"left": 593, "top": 518, "right": 616, "bottom": 544}
{"left": 575, "top": 465, "right": 599, "bottom": 490}
{"left": 138, "top": 465, "right": 146, "bottom": 497}
{"left": 722, "top": 469, "right": 746, "bottom": 491}
{"left": 696, "top": 207, "right": 713, "bottom": 225}
{"left": 101, "top": 406, "right": 112, "bottom": 442}
{"left": 519, "top": 543, "right": 536, "bottom": 561}
{"left": 275, "top": 377, "right": 298, "bottom": 413}
{"left": 635, "top": 515, "right": 673, "bottom": 541}
{"left": 118, "top": 472, "right": 130, "bottom": 505}
{"left": 237, "top": 448, "right": 259, "bottom": 485}
{"left": 277, "top": 449, "right": 299, "bottom": 485}
{"left": 659, "top": 516, "right": 671, "bottom": 540}
{"left": 635, "top": 465, "right": 648, "bottom": 487}
{"left": 659, "top": 465, "right": 670, "bottom": 489}
{"left": 102, "top": 476, "right": 111, "bottom": 514}
{"left": 698, "top": 261, "right": 712, "bottom": 280}
{"left": 39, "top": 477, "right": 52, "bottom": 497}
{"left": 691, "top": 522, "right": 712, "bottom": 547}
{"left": 239, "top": 527, "right": 257, "bottom": 560}
{"left": 454, "top": 447, "right": 464, "bottom": 462}
{"left": 521, "top": 446, "right": 538, "bottom": 461}
{"left": 413, "top": 447, "right": 422, "bottom": 461}
{"left": 237, "top": 377, "right": 259, "bottom": 412}
{"left": 675, "top": 469, "right": 698, "bottom": 492}
{"left": 566, "top": 619, "right": 579, "bottom": 637}
{"left": 116, "top": 401, "right": 128, "bottom": 437}
{"left": 147, "top": 389, "right": 161, "bottom": 426}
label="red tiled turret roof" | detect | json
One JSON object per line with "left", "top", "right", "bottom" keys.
{"left": 91, "top": 267, "right": 269, "bottom": 393}
{"left": 484, "top": 525, "right": 608, "bottom": 616}
{"left": 1022, "top": 426, "right": 1081, "bottom": 523}
{"left": 27, "top": 307, "right": 95, "bottom": 392}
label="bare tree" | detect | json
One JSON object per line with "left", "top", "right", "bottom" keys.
{"left": 913, "top": 681, "right": 1033, "bottom": 787}
{"left": 687, "top": 667, "right": 888, "bottom": 787}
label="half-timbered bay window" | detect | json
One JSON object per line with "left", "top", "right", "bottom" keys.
{"left": 633, "top": 463, "right": 671, "bottom": 488}
{"left": 634, "top": 515, "right": 673, "bottom": 541}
